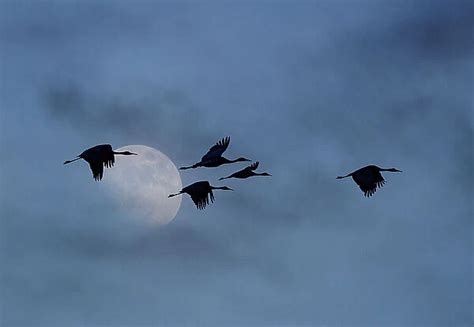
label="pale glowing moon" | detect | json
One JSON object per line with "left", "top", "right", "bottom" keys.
{"left": 103, "top": 145, "right": 182, "bottom": 225}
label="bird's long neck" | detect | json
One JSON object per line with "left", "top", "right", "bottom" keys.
{"left": 378, "top": 167, "right": 400, "bottom": 172}
{"left": 211, "top": 186, "right": 231, "bottom": 191}
{"left": 113, "top": 151, "right": 133, "bottom": 155}
{"left": 64, "top": 157, "right": 81, "bottom": 165}
{"left": 229, "top": 158, "right": 250, "bottom": 164}
{"left": 218, "top": 157, "right": 233, "bottom": 163}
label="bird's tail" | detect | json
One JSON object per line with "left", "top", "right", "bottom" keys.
{"left": 336, "top": 173, "right": 351, "bottom": 179}
{"left": 168, "top": 191, "right": 183, "bottom": 198}
{"left": 64, "top": 156, "right": 81, "bottom": 165}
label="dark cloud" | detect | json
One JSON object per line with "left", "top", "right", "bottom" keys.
{"left": 388, "top": 2, "right": 474, "bottom": 60}
{"left": 42, "top": 83, "right": 209, "bottom": 149}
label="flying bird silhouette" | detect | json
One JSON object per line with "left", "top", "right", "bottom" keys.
{"left": 168, "top": 181, "right": 233, "bottom": 210}
{"left": 336, "top": 165, "right": 402, "bottom": 197}
{"left": 219, "top": 161, "right": 271, "bottom": 180}
{"left": 64, "top": 144, "right": 137, "bottom": 181}
{"left": 180, "top": 137, "right": 250, "bottom": 170}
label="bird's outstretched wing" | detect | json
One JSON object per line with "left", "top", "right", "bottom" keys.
{"left": 190, "top": 189, "right": 215, "bottom": 210}
{"left": 355, "top": 171, "right": 385, "bottom": 197}
{"left": 88, "top": 160, "right": 104, "bottom": 181}
{"left": 100, "top": 144, "right": 115, "bottom": 168}
{"left": 201, "top": 137, "right": 230, "bottom": 161}
{"left": 248, "top": 161, "right": 259, "bottom": 171}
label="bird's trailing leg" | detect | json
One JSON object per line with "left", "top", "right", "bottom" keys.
{"left": 168, "top": 191, "right": 184, "bottom": 198}
{"left": 63, "top": 156, "right": 81, "bottom": 165}
{"left": 179, "top": 163, "right": 199, "bottom": 170}
{"left": 336, "top": 173, "right": 352, "bottom": 179}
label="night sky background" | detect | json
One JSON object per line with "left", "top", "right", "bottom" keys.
{"left": 1, "top": 1, "right": 472, "bottom": 325}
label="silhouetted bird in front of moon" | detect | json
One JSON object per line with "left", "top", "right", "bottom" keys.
{"left": 337, "top": 165, "right": 402, "bottom": 197}
{"left": 219, "top": 161, "right": 271, "bottom": 180}
{"left": 168, "top": 181, "right": 233, "bottom": 210}
{"left": 64, "top": 144, "right": 137, "bottom": 181}
{"left": 180, "top": 137, "right": 251, "bottom": 170}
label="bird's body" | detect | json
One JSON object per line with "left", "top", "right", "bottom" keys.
{"left": 219, "top": 161, "right": 271, "bottom": 180}
{"left": 168, "top": 181, "right": 233, "bottom": 210}
{"left": 337, "top": 165, "right": 401, "bottom": 197}
{"left": 64, "top": 144, "right": 137, "bottom": 181}
{"left": 180, "top": 137, "right": 250, "bottom": 170}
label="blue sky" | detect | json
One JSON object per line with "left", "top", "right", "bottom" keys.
{"left": 0, "top": 1, "right": 472, "bottom": 325}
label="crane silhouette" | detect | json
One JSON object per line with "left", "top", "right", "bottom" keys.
{"left": 168, "top": 181, "right": 233, "bottom": 210}
{"left": 180, "top": 137, "right": 250, "bottom": 170}
{"left": 219, "top": 161, "right": 271, "bottom": 180}
{"left": 64, "top": 144, "right": 137, "bottom": 181}
{"left": 336, "top": 165, "right": 402, "bottom": 197}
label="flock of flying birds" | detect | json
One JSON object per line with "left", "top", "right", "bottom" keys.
{"left": 170, "top": 136, "right": 271, "bottom": 209}
{"left": 64, "top": 137, "right": 402, "bottom": 210}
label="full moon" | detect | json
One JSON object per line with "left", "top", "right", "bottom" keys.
{"left": 103, "top": 145, "right": 182, "bottom": 225}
